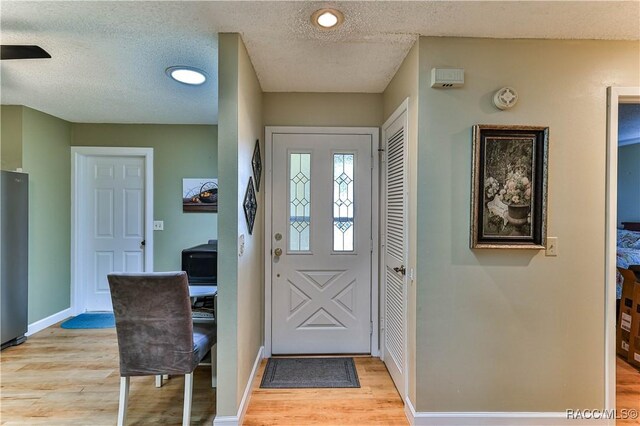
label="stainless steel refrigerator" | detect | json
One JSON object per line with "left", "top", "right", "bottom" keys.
{"left": 1, "top": 170, "right": 28, "bottom": 349}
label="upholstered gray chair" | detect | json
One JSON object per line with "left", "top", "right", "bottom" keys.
{"left": 108, "top": 272, "right": 216, "bottom": 426}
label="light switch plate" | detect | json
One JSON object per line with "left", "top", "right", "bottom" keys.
{"left": 153, "top": 221, "right": 164, "bottom": 231}
{"left": 546, "top": 237, "right": 558, "bottom": 256}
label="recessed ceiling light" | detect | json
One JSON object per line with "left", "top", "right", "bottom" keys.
{"left": 166, "top": 66, "right": 207, "bottom": 86}
{"left": 312, "top": 8, "right": 344, "bottom": 29}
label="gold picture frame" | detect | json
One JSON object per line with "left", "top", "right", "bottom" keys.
{"left": 470, "top": 125, "right": 549, "bottom": 249}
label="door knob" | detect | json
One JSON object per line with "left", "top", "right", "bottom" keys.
{"left": 274, "top": 248, "right": 283, "bottom": 257}
{"left": 393, "top": 265, "right": 406, "bottom": 276}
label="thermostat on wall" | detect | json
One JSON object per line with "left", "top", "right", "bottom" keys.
{"left": 431, "top": 68, "right": 464, "bottom": 88}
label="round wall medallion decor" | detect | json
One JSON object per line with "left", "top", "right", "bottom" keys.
{"left": 493, "top": 87, "right": 519, "bottom": 110}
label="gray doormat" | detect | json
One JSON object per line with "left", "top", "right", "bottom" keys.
{"left": 260, "top": 357, "right": 360, "bottom": 389}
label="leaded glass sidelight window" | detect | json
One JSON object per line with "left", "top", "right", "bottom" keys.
{"left": 333, "top": 153, "right": 355, "bottom": 251}
{"left": 289, "top": 153, "right": 311, "bottom": 251}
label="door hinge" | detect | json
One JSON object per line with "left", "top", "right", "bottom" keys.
{"left": 370, "top": 321, "right": 374, "bottom": 335}
{"left": 371, "top": 155, "right": 374, "bottom": 169}
{"left": 380, "top": 318, "right": 385, "bottom": 331}
{"left": 370, "top": 238, "right": 374, "bottom": 253}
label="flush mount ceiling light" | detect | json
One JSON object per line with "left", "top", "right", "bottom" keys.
{"left": 166, "top": 66, "right": 207, "bottom": 86}
{"left": 311, "top": 8, "right": 344, "bottom": 29}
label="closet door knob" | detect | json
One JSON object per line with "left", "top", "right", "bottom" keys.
{"left": 393, "top": 265, "right": 406, "bottom": 276}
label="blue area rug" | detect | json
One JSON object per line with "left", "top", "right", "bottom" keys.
{"left": 61, "top": 313, "right": 115, "bottom": 329}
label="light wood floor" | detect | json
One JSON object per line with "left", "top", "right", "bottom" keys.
{"left": 0, "top": 324, "right": 215, "bottom": 425}
{"left": 2, "top": 324, "right": 639, "bottom": 425}
{"left": 243, "top": 357, "right": 408, "bottom": 426}
{"left": 617, "top": 357, "right": 640, "bottom": 425}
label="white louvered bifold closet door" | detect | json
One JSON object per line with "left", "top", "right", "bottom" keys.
{"left": 382, "top": 103, "right": 408, "bottom": 399}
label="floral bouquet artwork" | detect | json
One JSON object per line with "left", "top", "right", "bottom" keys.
{"left": 471, "top": 125, "right": 548, "bottom": 249}
{"left": 484, "top": 165, "right": 533, "bottom": 236}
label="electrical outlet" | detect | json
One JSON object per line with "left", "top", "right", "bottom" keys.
{"left": 546, "top": 237, "right": 558, "bottom": 256}
{"left": 153, "top": 221, "right": 164, "bottom": 231}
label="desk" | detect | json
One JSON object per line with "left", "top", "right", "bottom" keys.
{"left": 189, "top": 285, "right": 217, "bottom": 298}
{"left": 189, "top": 285, "right": 217, "bottom": 325}
{"left": 188, "top": 285, "right": 217, "bottom": 387}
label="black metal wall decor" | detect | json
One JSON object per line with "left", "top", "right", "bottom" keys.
{"left": 243, "top": 177, "right": 257, "bottom": 235}
{"left": 252, "top": 139, "right": 262, "bottom": 192}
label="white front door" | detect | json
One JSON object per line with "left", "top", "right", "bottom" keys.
{"left": 81, "top": 155, "right": 146, "bottom": 311}
{"left": 382, "top": 102, "right": 409, "bottom": 399}
{"left": 271, "top": 131, "right": 374, "bottom": 354}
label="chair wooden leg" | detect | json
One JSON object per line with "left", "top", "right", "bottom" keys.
{"left": 118, "top": 376, "right": 130, "bottom": 426}
{"left": 183, "top": 372, "right": 193, "bottom": 426}
{"left": 210, "top": 344, "right": 217, "bottom": 388}
{"left": 155, "top": 375, "right": 162, "bottom": 388}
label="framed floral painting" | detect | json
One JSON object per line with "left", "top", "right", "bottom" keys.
{"left": 470, "top": 125, "right": 549, "bottom": 249}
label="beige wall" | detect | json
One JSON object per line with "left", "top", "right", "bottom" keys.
{"left": 618, "top": 143, "right": 640, "bottom": 225}
{"left": 216, "top": 32, "right": 240, "bottom": 417}
{"left": 71, "top": 124, "right": 218, "bottom": 271}
{"left": 216, "top": 33, "right": 264, "bottom": 418}
{"left": 415, "top": 37, "right": 640, "bottom": 412}
{"left": 236, "top": 35, "right": 264, "bottom": 410}
{"left": 1, "top": 105, "right": 23, "bottom": 171}
{"left": 263, "top": 92, "right": 382, "bottom": 127}
{"left": 381, "top": 40, "right": 419, "bottom": 404}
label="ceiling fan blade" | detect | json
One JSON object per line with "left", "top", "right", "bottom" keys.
{"left": 1, "top": 45, "right": 51, "bottom": 60}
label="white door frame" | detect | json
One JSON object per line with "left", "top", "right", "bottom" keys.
{"left": 264, "top": 126, "right": 380, "bottom": 357}
{"left": 70, "top": 147, "right": 154, "bottom": 314}
{"left": 605, "top": 87, "right": 640, "bottom": 412}
{"left": 380, "top": 98, "right": 410, "bottom": 400}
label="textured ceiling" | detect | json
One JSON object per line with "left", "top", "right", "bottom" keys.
{"left": 1, "top": 2, "right": 219, "bottom": 124}
{"left": 1, "top": 1, "right": 639, "bottom": 124}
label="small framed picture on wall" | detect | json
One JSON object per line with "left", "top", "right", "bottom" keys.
{"left": 182, "top": 178, "right": 218, "bottom": 212}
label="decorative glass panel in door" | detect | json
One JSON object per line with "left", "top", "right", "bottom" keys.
{"left": 289, "top": 153, "right": 311, "bottom": 252}
{"left": 333, "top": 153, "right": 355, "bottom": 252}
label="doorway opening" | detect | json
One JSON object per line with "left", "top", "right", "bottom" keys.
{"left": 606, "top": 87, "right": 640, "bottom": 414}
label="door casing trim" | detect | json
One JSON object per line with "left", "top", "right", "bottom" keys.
{"left": 70, "top": 146, "right": 154, "bottom": 314}
{"left": 264, "top": 126, "right": 380, "bottom": 357}
{"left": 605, "top": 87, "right": 640, "bottom": 414}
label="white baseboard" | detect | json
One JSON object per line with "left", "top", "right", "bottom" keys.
{"left": 26, "top": 308, "right": 73, "bottom": 336}
{"left": 237, "top": 345, "right": 263, "bottom": 423}
{"left": 213, "top": 345, "right": 264, "bottom": 426}
{"left": 212, "top": 416, "right": 239, "bottom": 426}
{"left": 405, "top": 397, "right": 610, "bottom": 426}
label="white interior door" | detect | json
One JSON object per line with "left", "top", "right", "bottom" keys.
{"left": 382, "top": 103, "right": 409, "bottom": 399}
{"left": 271, "top": 131, "right": 374, "bottom": 354}
{"left": 81, "top": 155, "right": 146, "bottom": 311}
